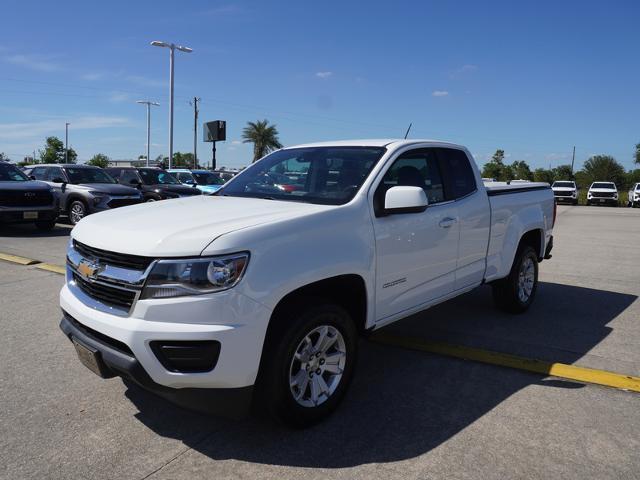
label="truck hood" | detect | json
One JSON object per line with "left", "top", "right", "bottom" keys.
{"left": 552, "top": 187, "right": 575, "bottom": 192}
{"left": 0, "top": 180, "right": 52, "bottom": 192}
{"left": 589, "top": 188, "right": 617, "bottom": 193}
{"left": 71, "top": 195, "right": 329, "bottom": 257}
{"left": 73, "top": 183, "right": 141, "bottom": 195}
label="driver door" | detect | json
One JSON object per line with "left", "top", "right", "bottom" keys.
{"left": 372, "top": 148, "right": 460, "bottom": 321}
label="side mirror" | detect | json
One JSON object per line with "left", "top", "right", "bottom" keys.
{"left": 192, "top": 183, "right": 198, "bottom": 188}
{"left": 29, "top": 175, "right": 36, "bottom": 180}
{"left": 384, "top": 186, "right": 428, "bottom": 214}
{"left": 52, "top": 177, "right": 65, "bottom": 184}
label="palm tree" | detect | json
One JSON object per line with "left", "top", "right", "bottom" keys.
{"left": 242, "top": 120, "right": 283, "bottom": 162}
{"left": 634, "top": 143, "right": 640, "bottom": 165}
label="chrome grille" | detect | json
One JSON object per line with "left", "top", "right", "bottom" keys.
{"left": 73, "top": 240, "right": 153, "bottom": 270}
{"left": 72, "top": 273, "right": 136, "bottom": 309}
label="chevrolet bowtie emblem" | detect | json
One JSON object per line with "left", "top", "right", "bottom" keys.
{"left": 78, "top": 260, "right": 100, "bottom": 280}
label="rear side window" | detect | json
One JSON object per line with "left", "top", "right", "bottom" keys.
{"left": 437, "top": 148, "right": 476, "bottom": 199}
{"left": 31, "top": 167, "right": 47, "bottom": 180}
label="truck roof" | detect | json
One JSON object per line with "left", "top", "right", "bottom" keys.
{"left": 285, "top": 139, "right": 465, "bottom": 149}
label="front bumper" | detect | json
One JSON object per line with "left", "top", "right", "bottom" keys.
{"left": 0, "top": 206, "right": 58, "bottom": 223}
{"left": 59, "top": 312, "right": 253, "bottom": 417}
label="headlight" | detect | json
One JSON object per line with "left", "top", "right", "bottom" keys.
{"left": 140, "top": 253, "right": 249, "bottom": 299}
{"left": 89, "top": 191, "right": 108, "bottom": 205}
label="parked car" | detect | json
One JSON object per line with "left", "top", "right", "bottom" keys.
{"left": 628, "top": 183, "right": 640, "bottom": 208}
{"left": 0, "top": 161, "right": 59, "bottom": 230}
{"left": 586, "top": 181, "right": 618, "bottom": 206}
{"left": 213, "top": 170, "right": 237, "bottom": 182}
{"left": 59, "top": 139, "right": 554, "bottom": 426}
{"left": 26, "top": 164, "right": 143, "bottom": 225}
{"left": 167, "top": 169, "right": 225, "bottom": 194}
{"left": 551, "top": 180, "right": 578, "bottom": 205}
{"left": 105, "top": 167, "right": 202, "bottom": 202}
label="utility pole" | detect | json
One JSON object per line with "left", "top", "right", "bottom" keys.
{"left": 571, "top": 145, "right": 576, "bottom": 174}
{"left": 136, "top": 101, "right": 159, "bottom": 167}
{"left": 190, "top": 97, "right": 200, "bottom": 169}
{"left": 65, "top": 123, "right": 70, "bottom": 163}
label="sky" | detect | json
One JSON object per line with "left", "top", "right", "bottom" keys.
{"left": 1, "top": 0, "right": 639, "bottom": 170}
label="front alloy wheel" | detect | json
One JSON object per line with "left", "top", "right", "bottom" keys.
{"left": 289, "top": 325, "right": 347, "bottom": 407}
{"left": 68, "top": 201, "right": 86, "bottom": 225}
{"left": 258, "top": 302, "right": 357, "bottom": 427}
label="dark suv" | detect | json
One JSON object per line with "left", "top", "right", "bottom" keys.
{"left": 0, "top": 162, "right": 59, "bottom": 230}
{"left": 26, "top": 164, "right": 143, "bottom": 225}
{"left": 105, "top": 167, "right": 202, "bottom": 202}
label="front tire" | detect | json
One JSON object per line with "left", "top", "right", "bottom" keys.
{"left": 68, "top": 200, "right": 87, "bottom": 225}
{"left": 257, "top": 302, "right": 357, "bottom": 428}
{"left": 492, "top": 245, "right": 539, "bottom": 314}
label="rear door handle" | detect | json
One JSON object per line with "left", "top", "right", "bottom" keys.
{"left": 439, "top": 217, "right": 457, "bottom": 228}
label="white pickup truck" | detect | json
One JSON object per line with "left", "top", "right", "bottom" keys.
{"left": 628, "top": 183, "right": 640, "bottom": 208}
{"left": 59, "top": 139, "right": 555, "bottom": 426}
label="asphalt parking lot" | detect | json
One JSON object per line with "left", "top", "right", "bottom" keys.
{"left": 1, "top": 205, "right": 639, "bottom": 479}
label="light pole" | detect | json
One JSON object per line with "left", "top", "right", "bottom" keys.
{"left": 65, "top": 122, "right": 70, "bottom": 163}
{"left": 150, "top": 40, "right": 193, "bottom": 169}
{"left": 136, "top": 100, "right": 159, "bottom": 167}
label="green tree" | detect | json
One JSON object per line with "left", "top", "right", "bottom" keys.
{"left": 481, "top": 149, "right": 506, "bottom": 180}
{"left": 159, "top": 152, "right": 197, "bottom": 169}
{"left": 581, "top": 155, "right": 626, "bottom": 188}
{"left": 242, "top": 119, "right": 283, "bottom": 162}
{"left": 552, "top": 164, "right": 574, "bottom": 181}
{"left": 533, "top": 168, "right": 554, "bottom": 184}
{"left": 634, "top": 143, "right": 640, "bottom": 165}
{"left": 511, "top": 160, "right": 533, "bottom": 181}
{"left": 87, "top": 153, "right": 110, "bottom": 168}
{"left": 0, "top": 152, "right": 9, "bottom": 161}
{"left": 39, "top": 136, "right": 77, "bottom": 164}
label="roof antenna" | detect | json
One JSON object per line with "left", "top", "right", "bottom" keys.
{"left": 403, "top": 123, "right": 412, "bottom": 139}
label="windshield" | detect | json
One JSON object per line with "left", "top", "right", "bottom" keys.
{"left": 0, "top": 163, "right": 29, "bottom": 181}
{"left": 193, "top": 172, "right": 225, "bottom": 185}
{"left": 66, "top": 167, "right": 116, "bottom": 184}
{"left": 139, "top": 169, "right": 179, "bottom": 185}
{"left": 591, "top": 182, "right": 616, "bottom": 189}
{"left": 220, "top": 147, "right": 386, "bottom": 205}
{"left": 553, "top": 181, "right": 575, "bottom": 188}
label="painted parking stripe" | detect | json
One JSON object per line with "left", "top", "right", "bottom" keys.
{"left": 370, "top": 333, "right": 640, "bottom": 393}
{"left": 35, "top": 263, "right": 66, "bottom": 275}
{"left": 0, "top": 252, "right": 40, "bottom": 266}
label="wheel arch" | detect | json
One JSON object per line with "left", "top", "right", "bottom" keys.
{"left": 266, "top": 274, "right": 368, "bottom": 338}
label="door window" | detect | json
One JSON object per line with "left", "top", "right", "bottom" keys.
{"left": 31, "top": 167, "right": 47, "bottom": 180}
{"left": 376, "top": 148, "right": 446, "bottom": 209}
{"left": 119, "top": 170, "right": 140, "bottom": 185}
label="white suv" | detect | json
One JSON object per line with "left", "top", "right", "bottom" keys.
{"left": 551, "top": 181, "right": 578, "bottom": 205}
{"left": 628, "top": 183, "right": 640, "bottom": 208}
{"left": 587, "top": 182, "right": 618, "bottom": 206}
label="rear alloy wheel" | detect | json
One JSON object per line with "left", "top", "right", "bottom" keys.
{"left": 493, "top": 245, "right": 539, "bottom": 314}
{"left": 68, "top": 200, "right": 87, "bottom": 225}
{"left": 258, "top": 302, "right": 357, "bottom": 428}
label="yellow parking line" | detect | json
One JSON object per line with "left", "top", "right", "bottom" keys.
{"left": 370, "top": 333, "right": 640, "bottom": 393}
{"left": 35, "top": 263, "right": 66, "bottom": 275}
{"left": 0, "top": 252, "right": 40, "bottom": 266}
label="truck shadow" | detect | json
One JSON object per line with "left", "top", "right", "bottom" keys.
{"left": 123, "top": 281, "right": 636, "bottom": 468}
{"left": 0, "top": 222, "right": 71, "bottom": 238}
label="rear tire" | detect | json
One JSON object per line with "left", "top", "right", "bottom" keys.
{"left": 492, "top": 245, "right": 539, "bottom": 314}
{"left": 256, "top": 301, "right": 357, "bottom": 428}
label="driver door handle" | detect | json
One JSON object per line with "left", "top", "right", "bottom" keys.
{"left": 439, "top": 217, "right": 458, "bottom": 228}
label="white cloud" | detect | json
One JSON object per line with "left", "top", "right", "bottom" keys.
{"left": 4, "top": 54, "right": 60, "bottom": 72}
{"left": 0, "top": 116, "right": 130, "bottom": 141}
{"left": 315, "top": 71, "right": 333, "bottom": 79}
{"left": 125, "top": 75, "right": 166, "bottom": 88}
{"left": 432, "top": 90, "right": 449, "bottom": 97}
{"left": 109, "top": 92, "right": 130, "bottom": 103}
{"left": 231, "top": 140, "right": 242, "bottom": 144}
{"left": 81, "top": 72, "right": 105, "bottom": 81}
